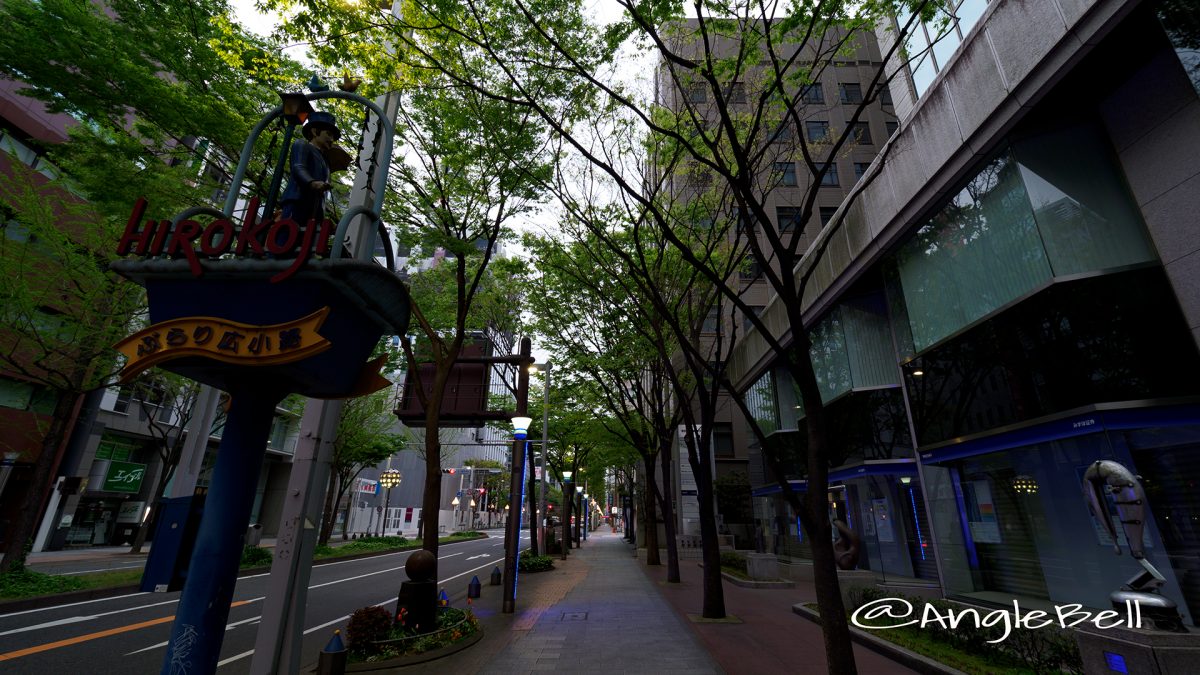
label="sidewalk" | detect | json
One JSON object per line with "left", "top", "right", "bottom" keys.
{"left": 400, "top": 529, "right": 916, "bottom": 675}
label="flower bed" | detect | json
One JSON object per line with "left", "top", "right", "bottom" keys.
{"left": 346, "top": 606, "right": 481, "bottom": 668}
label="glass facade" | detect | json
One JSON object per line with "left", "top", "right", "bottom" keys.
{"left": 921, "top": 421, "right": 1197, "bottom": 620}
{"left": 742, "top": 106, "right": 1200, "bottom": 622}
{"left": 899, "top": 0, "right": 990, "bottom": 98}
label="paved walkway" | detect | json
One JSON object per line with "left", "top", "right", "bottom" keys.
{"left": 402, "top": 529, "right": 915, "bottom": 675}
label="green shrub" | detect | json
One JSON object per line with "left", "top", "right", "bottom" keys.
{"left": 845, "top": 588, "right": 1082, "bottom": 674}
{"left": 518, "top": 551, "right": 555, "bottom": 573}
{"left": 346, "top": 605, "right": 395, "bottom": 649}
{"left": 719, "top": 551, "right": 747, "bottom": 574}
{"left": 239, "top": 545, "right": 272, "bottom": 568}
{"left": 451, "top": 530, "right": 482, "bottom": 538}
{"left": 0, "top": 569, "right": 85, "bottom": 598}
{"left": 313, "top": 544, "right": 336, "bottom": 556}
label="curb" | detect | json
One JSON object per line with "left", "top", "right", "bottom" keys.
{"left": 791, "top": 603, "right": 967, "bottom": 675}
{"left": 695, "top": 562, "right": 795, "bottom": 589}
{"left": 0, "top": 535, "right": 489, "bottom": 615}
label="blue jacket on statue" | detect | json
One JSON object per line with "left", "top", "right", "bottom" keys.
{"left": 280, "top": 138, "right": 330, "bottom": 227}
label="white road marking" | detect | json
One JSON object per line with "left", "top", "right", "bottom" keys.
{"left": 0, "top": 597, "right": 198, "bottom": 636}
{"left": 215, "top": 557, "right": 514, "bottom": 667}
{"left": 56, "top": 564, "right": 145, "bottom": 576}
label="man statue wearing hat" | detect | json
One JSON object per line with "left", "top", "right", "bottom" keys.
{"left": 280, "top": 110, "right": 340, "bottom": 231}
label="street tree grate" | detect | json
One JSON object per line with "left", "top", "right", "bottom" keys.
{"left": 560, "top": 612, "right": 588, "bottom": 621}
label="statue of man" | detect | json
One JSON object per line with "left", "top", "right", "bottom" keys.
{"left": 280, "top": 111, "right": 340, "bottom": 230}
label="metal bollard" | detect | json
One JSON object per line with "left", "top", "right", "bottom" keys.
{"left": 468, "top": 575, "right": 481, "bottom": 599}
{"left": 317, "top": 629, "right": 347, "bottom": 675}
{"left": 490, "top": 566, "right": 502, "bottom": 585}
{"left": 438, "top": 588, "right": 449, "bottom": 607}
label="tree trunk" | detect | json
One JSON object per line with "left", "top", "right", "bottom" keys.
{"left": 792, "top": 339, "right": 857, "bottom": 675}
{"left": 0, "top": 389, "right": 81, "bottom": 574}
{"left": 641, "top": 455, "right": 660, "bottom": 565}
{"left": 561, "top": 481, "right": 572, "bottom": 559}
{"left": 693, "top": 440, "right": 726, "bottom": 619}
{"left": 657, "top": 441, "right": 680, "bottom": 583}
{"left": 130, "top": 441, "right": 183, "bottom": 554}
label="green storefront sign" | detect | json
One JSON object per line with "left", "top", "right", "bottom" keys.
{"left": 103, "top": 460, "right": 146, "bottom": 493}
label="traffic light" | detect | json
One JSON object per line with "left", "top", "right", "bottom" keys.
{"left": 442, "top": 468, "right": 456, "bottom": 475}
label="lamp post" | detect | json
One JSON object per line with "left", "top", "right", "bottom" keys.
{"left": 506, "top": 412, "right": 533, "bottom": 613}
{"left": 529, "top": 362, "right": 551, "bottom": 556}
{"left": 582, "top": 493, "right": 589, "bottom": 542}
{"left": 378, "top": 469, "right": 401, "bottom": 536}
{"left": 560, "top": 470, "right": 572, "bottom": 560}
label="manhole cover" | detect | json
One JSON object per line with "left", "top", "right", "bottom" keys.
{"left": 561, "top": 612, "right": 588, "bottom": 621}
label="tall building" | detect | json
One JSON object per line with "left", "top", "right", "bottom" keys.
{"left": 729, "top": 0, "right": 1200, "bottom": 624}
{"left": 655, "top": 20, "right": 896, "bottom": 545}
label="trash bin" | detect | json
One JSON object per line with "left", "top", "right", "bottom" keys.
{"left": 246, "top": 523, "right": 263, "bottom": 547}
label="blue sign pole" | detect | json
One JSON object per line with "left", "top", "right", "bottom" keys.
{"left": 161, "top": 388, "right": 282, "bottom": 675}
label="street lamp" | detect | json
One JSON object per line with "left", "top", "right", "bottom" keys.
{"left": 561, "top": 470, "right": 573, "bottom": 560}
{"left": 582, "top": 493, "right": 589, "bottom": 542}
{"left": 529, "top": 362, "right": 551, "bottom": 557}
{"left": 378, "top": 469, "right": 402, "bottom": 536}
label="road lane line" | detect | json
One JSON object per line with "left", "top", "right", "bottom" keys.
{"left": 125, "top": 614, "right": 263, "bottom": 655}
{"left": 0, "top": 597, "right": 193, "bottom": 637}
{"left": 55, "top": 564, "right": 145, "bottom": 575}
{"left": 0, "top": 600, "right": 252, "bottom": 662}
{"left": 215, "top": 556, "right": 520, "bottom": 667}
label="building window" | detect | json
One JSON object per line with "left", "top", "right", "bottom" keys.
{"left": 702, "top": 307, "right": 720, "bottom": 333}
{"left": 727, "top": 81, "right": 747, "bottom": 104}
{"left": 776, "top": 206, "right": 803, "bottom": 231}
{"left": 686, "top": 83, "right": 707, "bottom": 103}
{"left": 877, "top": 84, "right": 894, "bottom": 105}
{"left": 898, "top": 0, "right": 989, "bottom": 98}
{"left": 774, "top": 162, "right": 797, "bottom": 187}
{"left": 740, "top": 254, "right": 762, "bottom": 279}
{"left": 886, "top": 120, "right": 899, "bottom": 137}
{"left": 820, "top": 163, "right": 839, "bottom": 186}
{"left": 801, "top": 83, "right": 824, "bottom": 104}
{"left": 854, "top": 162, "right": 870, "bottom": 182}
{"left": 839, "top": 83, "right": 864, "bottom": 104}
{"left": 713, "top": 423, "right": 735, "bottom": 457}
{"left": 852, "top": 122, "right": 873, "bottom": 145}
{"left": 805, "top": 121, "right": 829, "bottom": 142}
{"left": 772, "top": 123, "right": 794, "bottom": 143}
{"left": 819, "top": 207, "right": 838, "bottom": 225}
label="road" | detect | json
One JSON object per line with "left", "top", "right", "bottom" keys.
{"left": 0, "top": 533, "right": 522, "bottom": 673}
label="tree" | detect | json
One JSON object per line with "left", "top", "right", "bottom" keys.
{"left": 0, "top": 0, "right": 304, "bottom": 573}
{"left": 318, "top": 389, "right": 402, "bottom": 545}
{"left": 262, "top": 1, "right": 948, "bottom": 670}
{"left": 126, "top": 373, "right": 203, "bottom": 554}
{"left": 0, "top": 165, "right": 143, "bottom": 573}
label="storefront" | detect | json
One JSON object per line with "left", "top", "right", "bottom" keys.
{"left": 919, "top": 405, "right": 1199, "bottom": 625}
{"left": 66, "top": 435, "right": 151, "bottom": 547}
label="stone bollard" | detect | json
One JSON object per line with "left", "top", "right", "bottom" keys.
{"left": 468, "top": 575, "right": 481, "bottom": 599}
{"left": 317, "top": 629, "right": 347, "bottom": 675}
{"left": 490, "top": 566, "right": 502, "bottom": 585}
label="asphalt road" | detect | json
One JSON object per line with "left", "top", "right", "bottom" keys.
{"left": 0, "top": 533, "right": 523, "bottom": 673}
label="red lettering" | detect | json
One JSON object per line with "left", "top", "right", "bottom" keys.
{"left": 167, "top": 219, "right": 203, "bottom": 276}
{"left": 148, "top": 218, "right": 171, "bottom": 255}
{"left": 116, "top": 198, "right": 155, "bottom": 255}
{"left": 266, "top": 218, "right": 299, "bottom": 255}
{"left": 271, "top": 217, "right": 316, "bottom": 283}
{"left": 199, "top": 219, "right": 234, "bottom": 256}
{"left": 235, "top": 197, "right": 267, "bottom": 255}
{"left": 314, "top": 218, "right": 334, "bottom": 257}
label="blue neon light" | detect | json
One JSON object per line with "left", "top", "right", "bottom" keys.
{"left": 512, "top": 441, "right": 530, "bottom": 601}
{"left": 908, "top": 487, "right": 926, "bottom": 561}
{"left": 1104, "top": 651, "right": 1128, "bottom": 673}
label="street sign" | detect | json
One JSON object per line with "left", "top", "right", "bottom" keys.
{"left": 103, "top": 461, "right": 147, "bottom": 493}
